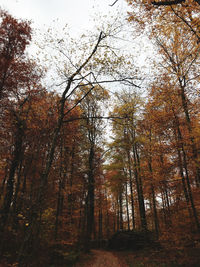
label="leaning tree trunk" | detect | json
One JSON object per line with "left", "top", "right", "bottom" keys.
{"left": 18, "top": 32, "right": 105, "bottom": 263}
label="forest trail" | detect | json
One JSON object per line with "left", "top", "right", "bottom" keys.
{"left": 76, "top": 249, "right": 127, "bottom": 267}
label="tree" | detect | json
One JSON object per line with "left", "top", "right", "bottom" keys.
{"left": 75, "top": 85, "right": 109, "bottom": 249}
{"left": 0, "top": 10, "right": 43, "bottom": 252}
{"left": 127, "top": 0, "right": 200, "bottom": 236}
{"left": 0, "top": 9, "right": 42, "bottom": 100}
{"left": 108, "top": 91, "right": 148, "bottom": 231}
{"left": 152, "top": 0, "right": 200, "bottom": 7}
{"left": 127, "top": 0, "right": 200, "bottom": 42}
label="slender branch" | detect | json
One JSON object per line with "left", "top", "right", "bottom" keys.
{"left": 61, "top": 31, "right": 105, "bottom": 99}
{"left": 65, "top": 72, "right": 94, "bottom": 100}
{"left": 70, "top": 32, "right": 105, "bottom": 81}
{"left": 156, "top": 39, "right": 178, "bottom": 73}
{"left": 152, "top": 0, "right": 200, "bottom": 7}
{"left": 184, "top": 49, "right": 200, "bottom": 78}
{"left": 171, "top": 6, "right": 200, "bottom": 42}
{"left": 77, "top": 78, "right": 141, "bottom": 88}
{"left": 110, "top": 0, "right": 119, "bottom": 7}
{"left": 63, "top": 115, "right": 127, "bottom": 123}
{"left": 186, "top": 74, "right": 200, "bottom": 84}
{"left": 152, "top": 0, "right": 185, "bottom": 6}
{"left": 64, "top": 86, "right": 94, "bottom": 116}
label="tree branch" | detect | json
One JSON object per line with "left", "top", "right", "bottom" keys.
{"left": 171, "top": 6, "right": 200, "bottom": 43}
{"left": 78, "top": 77, "right": 141, "bottom": 88}
{"left": 63, "top": 115, "right": 127, "bottom": 123}
{"left": 64, "top": 86, "right": 94, "bottom": 117}
{"left": 152, "top": 0, "right": 200, "bottom": 6}
{"left": 110, "top": 0, "right": 119, "bottom": 7}
{"left": 152, "top": 0, "right": 185, "bottom": 6}
{"left": 61, "top": 31, "right": 105, "bottom": 99}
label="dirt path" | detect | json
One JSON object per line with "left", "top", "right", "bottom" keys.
{"left": 77, "top": 249, "right": 127, "bottom": 267}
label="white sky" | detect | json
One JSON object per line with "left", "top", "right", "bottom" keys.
{"left": 0, "top": 0, "right": 127, "bottom": 34}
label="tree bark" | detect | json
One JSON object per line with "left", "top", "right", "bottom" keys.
{"left": 125, "top": 180, "right": 130, "bottom": 230}
{"left": 0, "top": 116, "right": 25, "bottom": 236}
{"left": 179, "top": 83, "right": 200, "bottom": 187}
{"left": 85, "top": 144, "right": 95, "bottom": 250}
{"left": 148, "top": 160, "right": 159, "bottom": 237}
{"left": 133, "top": 143, "right": 147, "bottom": 231}
{"left": 127, "top": 150, "right": 135, "bottom": 229}
{"left": 0, "top": 116, "right": 25, "bottom": 256}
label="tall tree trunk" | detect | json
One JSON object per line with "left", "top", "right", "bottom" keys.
{"left": 127, "top": 150, "right": 135, "bottom": 229}
{"left": 125, "top": 180, "right": 130, "bottom": 230}
{"left": 147, "top": 128, "right": 159, "bottom": 236}
{"left": 68, "top": 144, "right": 75, "bottom": 225}
{"left": 133, "top": 143, "right": 147, "bottom": 231}
{"left": 0, "top": 117, "right": 25, "bottom": 241}
{"left": 98, "top": 205, "right": 103, "bottom": 245}
{"left": 116, "top": 199, "right": 120, "bottom": 231}
{"left": 161, "top": 190, "right": 168, "bottom": 227}
{"left": 12, "top": 159, "right": 24, "bottom": 229}
{"left": 105, "top": 190, "right": 110, "bottom": 238}
{"left": 172, "top": 107, "right": 200, "bottom": 231}
{"left": 148, "top": 161, "right": 159, "bottom": 237}
{"left": 0, "top": 161, "right": 9, "bottom": 198}
{"left": 54, "top": 175, "right": 65, "bottom": 240}
{"left": 151, "top": 183, "right": 159, "bottom": 237}
{"left": 162, "top": 182, "right": 172, "bottom": 227}
{"left": 119, "top": 191, "right": 123, "bottom": 230}
{"left": 85, "top": 144, "right": 95, "bottom": 250}
{"left": 179, "top": 82, "right": 200, "bottom": 186}
{"left": 181, "top": 144, "right": 200, "bottom": 231}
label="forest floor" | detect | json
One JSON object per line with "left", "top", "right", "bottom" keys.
{"left": 75, "top": 249, "right": 127, "bottom": 267}
{"left": 74, "top": 246, "right": 200, "bottom": 267}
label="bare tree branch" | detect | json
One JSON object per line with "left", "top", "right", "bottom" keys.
{"left": 152, "top": 0, "right": 185, "bottom": 6}
{"left": 64, "top": 86, "right": 94, "bottom": 116}
{"left": 64, "top": 115, "right": 127, "bottom": 123}
{"left": 152, "top": 0, "right": 200, "bottom": 6}
{"left": 78, "top": 77, "right": 141, "bottom": 88}
{"left": 110, "top": 0, "right": 119, "bottom": 7}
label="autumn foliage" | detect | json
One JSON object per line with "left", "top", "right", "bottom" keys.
{"left": 0, "top": 3, "right": 200, "bottom": 266}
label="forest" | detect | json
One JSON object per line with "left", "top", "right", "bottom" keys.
{"left": 0, "top": 0, "right": 200, "bottom": 266}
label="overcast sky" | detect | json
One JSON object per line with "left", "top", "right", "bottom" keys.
{"left": 0, "top": 0, "right": 127, "bottom": 34}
